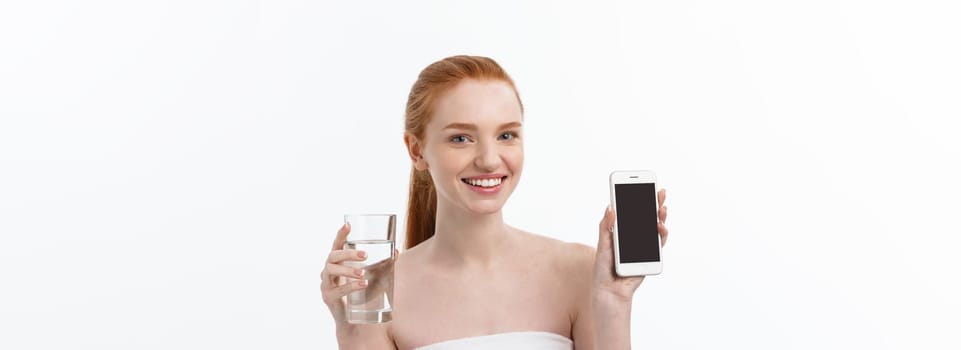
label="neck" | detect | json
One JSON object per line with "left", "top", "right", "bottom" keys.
{"left": 427, "top": 197, "right": 512, "bottom": 269}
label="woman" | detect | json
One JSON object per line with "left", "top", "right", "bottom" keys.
{"left": 320, "top": 55, "right": 669, "bottom": 349}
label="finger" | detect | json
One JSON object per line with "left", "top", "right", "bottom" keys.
{"left": 597, "top": 206, "right": 615, "bottom": 252}
{"left": 659, "top": 205, "right": 667, "bottom": 224}
{"left": 594, "top": 206, "right": 616, "bottom": 279}
{"left": 323, "top": 262, "right": 365, "bottom": 285}
{"left": 657, "top": 188, "right": 666, "bottom": 208}
{"left": 598, "top": 206, "right": 614, "bottom": 235}
{"left": 325, "top": 279, "right": 368, "bottom": 302}
{"left": 331, "top": 223, "right": 351, "bottom": 251}
{"left": 327, "top": 249, "right": 368, "bottom": 264}
{"left": 658, "top": 222, "right": 669, "bottom": 247}
{"left": 608, "top": 206, "right": 616, "bottom": 232}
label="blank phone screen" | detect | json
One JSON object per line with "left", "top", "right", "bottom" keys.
{"left": 614, "top": 183, "right": 660, "bottom": 263}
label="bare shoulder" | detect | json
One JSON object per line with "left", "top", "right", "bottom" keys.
{"left": 512, "top": 228, "right": 595, "bottom": 278}
{"left": 397, "top": 234, "right": 438, "bottom": 262}
{"left": 512, "top": 228, "right": 595, "bottom": 323}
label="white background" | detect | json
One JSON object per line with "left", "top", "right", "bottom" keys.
{"left": 2, "top": 0, "right": 959, "bottom": 348}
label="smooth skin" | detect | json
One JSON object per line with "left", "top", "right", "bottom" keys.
{"left": 320, "top": 79, "right": 669, "bottom": 349}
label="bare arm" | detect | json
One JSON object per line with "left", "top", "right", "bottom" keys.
{"left": 571, "top": 244, "right": 597, "bottom": 349}
{"left": 590, "top": 291, "right": 634, "bottom": 349}
{"left": 570, "top": 243, "right": 635, "bottom": 350}
{"left": 576, "top": 190, "right": 669, "bottom": 349}
{"left": 335, "top": 322, "right": 395, "bottom": 350}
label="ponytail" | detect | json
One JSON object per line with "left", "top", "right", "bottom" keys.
{"left": 404, "top": 167, "right": 437, "bottom": 250}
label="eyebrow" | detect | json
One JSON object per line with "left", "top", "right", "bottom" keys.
{"left": 443, "top": 121, "right": 522, "bottom": 131}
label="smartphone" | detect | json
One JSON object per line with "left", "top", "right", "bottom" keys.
{"left": 609, "top": 170, "right": 662, "bottom": 276}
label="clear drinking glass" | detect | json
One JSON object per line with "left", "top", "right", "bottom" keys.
{"left": 343, "top": 214, "right": 396, "bottom": 324}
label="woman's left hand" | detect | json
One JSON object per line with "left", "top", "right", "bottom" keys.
{"left": 593, "top": 188, "right": 669, "bottom": 303}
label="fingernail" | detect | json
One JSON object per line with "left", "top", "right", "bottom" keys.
{"left": 358, "top": 280, "right": 368, "bottom": 287}
{"left": 354, "top": 268, "right": 364, "bottom": 277}
{"left": 358, "top": 251, "right": 367, "bottom": 258}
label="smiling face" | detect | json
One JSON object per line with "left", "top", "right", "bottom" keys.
{"left": 405, "top": 79, "right": 524, "bottom": 215}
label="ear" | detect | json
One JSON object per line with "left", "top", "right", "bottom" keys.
{"left": 404, "top": 132, "right": 429, "bottom": 171}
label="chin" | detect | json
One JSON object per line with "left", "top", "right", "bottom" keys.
{"left": 466, "top": 202, "right": 505, "bottom": 215}
{"left": 458, "top": 194, "right": 510, "bottom": 214}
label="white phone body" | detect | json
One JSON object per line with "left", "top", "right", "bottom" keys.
{"left": 609, "top": 170, "right": 662, "bottom": 276}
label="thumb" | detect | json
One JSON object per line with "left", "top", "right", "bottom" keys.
{"left": 597, "top": 206, "right": 615, "bottom": 252}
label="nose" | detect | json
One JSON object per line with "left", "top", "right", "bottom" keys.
{"left": 473, "top": 140, "right": 502, "bottom": 172}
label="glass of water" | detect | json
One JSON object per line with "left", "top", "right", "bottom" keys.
{"left": 343, "top": 214, "right": 396, "bottom": 324}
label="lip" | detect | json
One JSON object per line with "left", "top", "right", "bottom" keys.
{"left": 461, "top": 174, "right": 508, "bottom": 195}
{"left": 462, "top": 174, "right": 508, "bottom": 180}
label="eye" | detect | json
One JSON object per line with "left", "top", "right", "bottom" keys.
{"left": 499, "top": 132, "right": 518, "bottom": 140}
{"left": 450, "top": 135, "right": 470, "bottom": 143}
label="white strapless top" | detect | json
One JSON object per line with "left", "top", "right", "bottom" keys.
{"left": 412, "top": 331, "right": 573, "bottom": 350}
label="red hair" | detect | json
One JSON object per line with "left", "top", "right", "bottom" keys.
{"left": 403, "top": 55, "right": 523, "bottom": 250}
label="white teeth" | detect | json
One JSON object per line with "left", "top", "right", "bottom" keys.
{"left": 465, "top": 177, "right": 503, "bottom": 188}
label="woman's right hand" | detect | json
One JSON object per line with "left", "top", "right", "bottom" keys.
{"left": 320, "top": 222, "right": 369, "bottom": 324}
